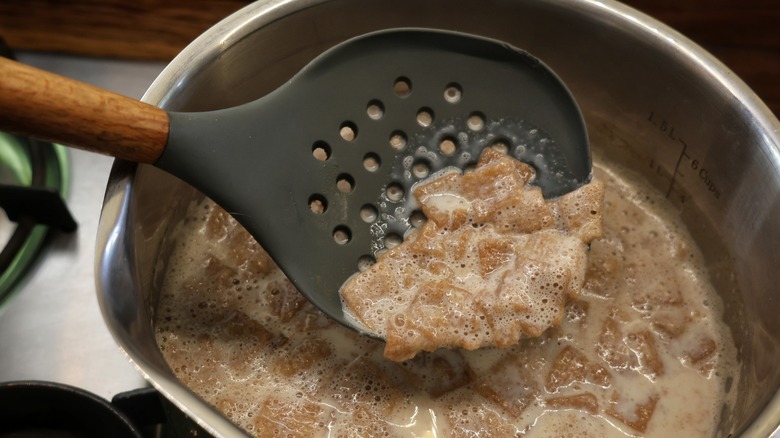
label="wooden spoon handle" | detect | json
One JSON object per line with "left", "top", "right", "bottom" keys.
{"left": 0, "top": 57, "right": 169, "bottom": 164}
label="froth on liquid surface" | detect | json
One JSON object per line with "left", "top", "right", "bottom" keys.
{"left": 154, "top": 158, "right": 737, "bottom": 437}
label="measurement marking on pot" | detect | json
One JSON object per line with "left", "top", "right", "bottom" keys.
{"left": 647, "top": 111, "right": 721, "bottom": 201}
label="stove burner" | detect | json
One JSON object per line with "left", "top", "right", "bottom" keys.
{"left": 112, "top": 387, "right": 212, "bottom": 438}
{"left": 0, "top": 37, "right": 76, "bottom": 308}
{"left": 0, "top": 382, "right": 213, "bottom": 438}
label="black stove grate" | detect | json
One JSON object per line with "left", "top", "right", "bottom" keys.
{"left": 0, "top": 36, "right": 77, "bottom": 305}
{"left": 112, "top": 387, "right": 214, "bottom": 438}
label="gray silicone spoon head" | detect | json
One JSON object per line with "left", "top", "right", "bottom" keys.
{"left": 157, "top": 28, "right": 591, "bottom": 333}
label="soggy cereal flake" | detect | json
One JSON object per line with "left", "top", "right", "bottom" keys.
{"left": 544, "top": 392, "right": 599, "bottom": 414}
{"left": 203, "top": 256, "right": 239, "bottom": 291}
{"left": 581, "top": 238, "right": 623, "bottom": 299}
{"left": 444, "top": 402, "right": 520, "bottom": 437}
{"left": 462, "top": 157, "right": 527, "bottom": 222}
{"left": 596, "top": 315, "right": 636, "bottom": 372}
{"left": 265, "top": 278, "right": 308, "bottom": 323}
{"left": 605, "top": 392, "right": 659, "bottom": 433}
{"left": 679, "top": 331, "right": 719, "bottom": 377}
{"left": 630, "top": 266, "right": 683, "bottom": 306}
{"left": 546, "top": 346, "right": 612, "bottom": 392}
{"left": 322, "top": 357, "right": 407, "bottom": 416}
{"left": 624, "top": 329, "right": 665, "bottom": 379}
{"left": 477, "top": 237, "right": 515, "bottom": 276}
{"left": 650, "top": 307, "right": 691, "bottom": 339}
{"left": 550, "top": 179, "right": 605, "bottom": 242}
{"left": 347, "top": 406, "right": 397, "bottom": 437}
{"left": 405, "top": 349, "right": 475, "bottom": 398}
{"left": 684, "top": 335, "right": 718, "bottom": 365}
{"left": 473, "top": 352, "right": 541, "bottom": 418}
{"left": 477, "top": 147, "right": 536, "bottom": 183}
{"left": 205, "top": 206, "right": 276, "bottom": 276}
{"left": 491, "top": 185, "right": 555, "bottom": 234}
{"left": 596, "top": 315, "right": 665, "bottom": 380}
{"left": 256, "top": 397, "right": 325, "bottom": 437}
{"left": 340, "top": 151, "right": 604, "bottom": 361}
{"left": 273, "top": 338, "right": 333, "bottom": 377}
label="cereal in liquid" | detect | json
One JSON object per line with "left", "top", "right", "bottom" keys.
{"left": 155, "top": 159, "right": 737, "bottom": 437}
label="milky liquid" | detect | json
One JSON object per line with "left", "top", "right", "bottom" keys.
{"left": 154, "top": 158, "right": 738, "bottom": 437}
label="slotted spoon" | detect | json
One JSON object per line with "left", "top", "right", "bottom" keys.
{"left": 0, "top": 28, "right": 590, "bottom": 333}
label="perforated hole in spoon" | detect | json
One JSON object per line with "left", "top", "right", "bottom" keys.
{"left": 393, "top": 77, "right": 412, "bottom": 97}
{"left": 333, "top": 226, "right": 351, "bottom": 245}
{"left": 360, "top": 204, "right": 378, "bottom": 222}
{"left": 308, "top": 194, "right": 327, "bottom": 214}
{"left": 412, "top": 160, "right": 430, "bottom": 179}
{"left": 410, "top": 210, "right": 427, "bottom": 228}
{"left": 443, "top": 83, "right": 462, "bottom": 103}
{"left": 416, "top": 108, "right": 434, "bottom": 127}
{"left": 366, "top": 100, "right": 384, "bottom": 120}
{"left": 467, "top": 112, "right": 486, "bottom": 131}
{"left": 384, "top": 233, "right": 402, "bottom": 249}
{"left": 438, "top": 137, "right": 457, "bottom": 157}
{"left": 339, "top": 122, "right": 357, "bottom": 142}
{"left": 306, "top": 76, "right": 575, "bottom": 274}
{"left": 336, "top": 174, "right": 354, "bottom": 193}
{"left": 312, "top": 141, "right": 331, "bottom": 161}
{"left": 389, "top": 131, "right": 407, "bottom": 151}
{"left": 363, "top": 153, "right": 380, "bottom": 172}
{"left": 357, "top": 255, "right": 376, "bottom": 271}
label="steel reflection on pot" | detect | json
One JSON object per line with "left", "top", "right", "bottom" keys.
{"left": 96, "top": 1, "right": 780, "bottom": 437}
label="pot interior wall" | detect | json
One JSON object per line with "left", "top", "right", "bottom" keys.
{"left": 103, "top": 0, "right": 780, "bottom": 436}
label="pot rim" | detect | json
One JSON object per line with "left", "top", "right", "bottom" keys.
{"left": 96, "top": 1, "right": 780, "bottom": 437}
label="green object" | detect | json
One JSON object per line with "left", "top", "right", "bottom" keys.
{"left": 0, "top": 132, "right": 70, "bottom": 308}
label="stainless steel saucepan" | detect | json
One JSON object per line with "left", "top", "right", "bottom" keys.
{"left": 95, "top": 0, "right": 780, "bottom": 436}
